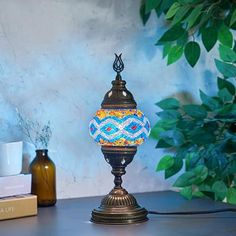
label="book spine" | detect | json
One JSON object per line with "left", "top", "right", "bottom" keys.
{"left": 0, "top": 195, "right": 37, "bottom": 221}
{"left": 0, "top": 174, "right": 31, "bottom": 198}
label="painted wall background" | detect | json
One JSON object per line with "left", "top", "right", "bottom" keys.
{"left": 0, "top": 0, "right": 217, "bottom": 199}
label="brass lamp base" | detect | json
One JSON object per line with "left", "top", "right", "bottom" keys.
{"left": 91, "top": 146, "right": 148, "bottom": 225}
{"left": 91, "top": 188, "right": 148, "bottom": 224}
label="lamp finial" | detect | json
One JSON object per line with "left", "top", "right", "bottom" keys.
{"left": 113, "top": 53, "right": 124, "bottom": 78}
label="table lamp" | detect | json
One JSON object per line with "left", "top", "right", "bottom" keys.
{"left": 89, "top": 54, "right": 150, "bottom": 224}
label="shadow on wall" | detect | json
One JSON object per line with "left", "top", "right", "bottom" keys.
{"left": 134, "top": 29, "right": 160, "bottom": 61}
{"left": 22, "top": 153, "right": 31, "bottom": 174}
{"left": 94, "top": 0, "right": 163, "bottom": 61}
{"left": 0, "top": 96, "right": 22, "bottom": 143}
{"left": 175, "top": 91, "right": 196, "bottom": 105}
{"left": 202, "top": 69, "right": 218, "bottom": 96}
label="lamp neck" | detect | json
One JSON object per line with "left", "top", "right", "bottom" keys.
{"left": 112, "top": 167, "right": 125, "bottom": 189}
{"left": 101, "top": 146, "right": 137, "bottom": 190}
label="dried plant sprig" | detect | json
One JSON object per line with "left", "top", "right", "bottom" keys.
{"left": 16, "top": 109, "right": 52, "bottom": 149}
{"left": 35, "top": 121, "right": 52, "bottom": 149}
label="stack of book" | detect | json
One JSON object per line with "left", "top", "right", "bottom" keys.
{"left": 0, "top": 174, "right": 37, "bottom": 220}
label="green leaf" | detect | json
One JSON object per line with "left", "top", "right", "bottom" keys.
{"left": 171, "top": 5, "right": 190, "bottom": 26}
{"left": 230, "top": 9, "right": 236, "bottom": 27}
{"left": 212, "top": 181, "right": 227, "bottom": 201}
{"left": 215, "top": 59, "right": 236, "bottom": 78}
{"left": 160, "top": 0, "right": 174, "bottom": 12}
{"left": 183, "top": 104, "right": 207, "bottom": 119}
{"left": 165, "top": 157, "right": 183, "bottom": 178}
{"left": 200, "top": 90, "right": 221, "bottom": 110}
{"left": 178, "top": 0, "right": 197, "bottom": 3}
{"left": 218, "top": 24, "right": 233, "bottom": 48}
{"left": 156, "top": 98, "right": 180, "bottom": 110}
{"left": 217, "top": 104, "right": 235, "bottom": 116}
{"left": 185, "top": 153, "right": 197, "bottom": 171}
{"left": 165, "top": 2, "right": 181, "bottom": 19}
{"left": 158, "top": 25, "right": 185, "bottom": 43}
{"left": 173, "top": 166, "right": 208, "bottom": 187}
{"left": 193, "top": 165, "right": 208, "bottom": 183}
{"left": 201, "top": 26, "right": 217, "bottom": 52}
{"left": 217, "top": 77, "right": 236, "bottom": 95}
{"left": 192, "top": 191, "right": 204, "bottom": 198}
{"left": 150, "top": 125, "right": 165, "bottom": 140}
{"left": 198, "top": 11, "right": 211, "bottom": 29}
{"left": 204, "top": 150, "right": 227, "bottom": 176}
{"left": 167, "top": 45, "right": 184, "bottom": 65}
{"left": 184, "top": 41, "right": 200, "bottom": 67}
{"left": 218, "top": 88, "right": 233, "bottom": 103}
{"left": 163, "top": 43, "right": 172, "bottom": 58}
{"left": 173, "top": 171, "right": 196, "bottom": 187}
{"left": 155, "top": 119, "right": 177, "bottom": 130}
{"left": 186, "top": 5, "right": 203, "bottom": 29}
{"left": 227, "top": 104, "right": 236, "bottom": 116}
{"left": 227, "top": 188, "right": 236, "bottom": 204}
{"left": 159, "top": 129, "right": 185, "bottom": 147}
{"left": 199, "top": 184, "right": 214, "bottom": 198}
{"left": 156, "top": 155, "right": 174, "bottom": 171}
{"left": 156, "top": 139, "right": 172, "bottom": 148}
{"left": 140, "top": 3, "right": 151, "bottom": 25}
{"left": 229, "top": 160, "right": 236, "bottom": 174}
{"left": 157, "top": 110, "right": 180, "bottom": 120}
{"left": 219, "top": 44, "right": 236, "bottom": 63}
{"left": 145, "top": 0, "right": 161, "bottom": 14}
{"left": 199, "top": 184, "right": 212, "bottom": 192}
{"left": 180, "top": 186, "right": 193, "bottom": 200}
{"left": 176, "top": 30, "right": 188, "bottom": 46}
{"left": 177, "top": 119, "right": 198, "bottom": 131}
{"left": 190, "top": 127, "right": 216, "bottom": 145}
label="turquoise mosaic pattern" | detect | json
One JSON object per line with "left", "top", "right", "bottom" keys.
{"left": 89, "top": 109, "right": 150, "bottom": 146}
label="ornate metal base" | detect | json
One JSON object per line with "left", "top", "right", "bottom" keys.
{"left": 91, "top": 188, "right": 148, "bottom": 224}
{"left": 91, "top": 146, "right": 148, "bottom": 225}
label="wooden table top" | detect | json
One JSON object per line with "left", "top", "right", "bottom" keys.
{"left": 1, "top": 191, "right": 236, "bottom": 236}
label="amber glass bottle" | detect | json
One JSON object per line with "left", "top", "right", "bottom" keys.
{"left": 30, "top": 149, "right": 57, "bottom": 207}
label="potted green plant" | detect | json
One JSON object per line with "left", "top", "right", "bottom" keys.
{"left": 140, "top": 0, "right": 236, "bottom": 204}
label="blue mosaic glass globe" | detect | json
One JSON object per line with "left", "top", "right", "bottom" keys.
{"left": 89, "top": 109, "right": 150, "bottom": 146}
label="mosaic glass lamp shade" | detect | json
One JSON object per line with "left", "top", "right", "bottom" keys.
{"left": 89, "top": 109, "right": 150, "bottom": 146}
{"left": 89, "top": 54, "right": 150, "bottom": 225}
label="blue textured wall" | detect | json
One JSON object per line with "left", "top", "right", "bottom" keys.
{"left": 0, "top": 0, "right": 218, "bottom": 198}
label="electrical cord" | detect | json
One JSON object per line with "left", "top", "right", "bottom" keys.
{"left": 148, "top": 208, "right": 236, "bottom": 215}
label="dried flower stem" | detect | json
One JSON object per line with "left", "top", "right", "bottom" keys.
{"left": 16, "top": 109, "right": 52, "bottom": 149}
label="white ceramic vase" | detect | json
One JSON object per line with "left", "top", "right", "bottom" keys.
{"left": 0, "top": 141, "right": 23, "bottom": 176}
